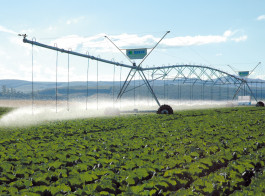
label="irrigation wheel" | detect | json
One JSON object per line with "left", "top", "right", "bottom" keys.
{"left": 256, "top": 101, "right": 265, "bottom": 107}
{"left": 157, "top": 104, "right": 173, "bottom": 114}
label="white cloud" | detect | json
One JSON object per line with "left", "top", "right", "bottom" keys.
{"left": 9, "top": 36, "right": 33, "bottom": 52}
{"left": 252, "top": 74, "right": 265, "bottom": 80}
{"left": 162, "top": 34, "right": 227, "bottom": 47}
{"left": 0, "top": 48, "right": 6, "bottom": 56}
{"left": 51, "top": 33, "right": 108, "bottom": 52}
{"left": 47, "top": 26, "right": 56, "bottom": 32}
{"left": 66, "top": 16, "right": 85, "bottom": 25}
{"left": 0, "top": 25, "right": 17, "bottom": 35}
{"left": 49, "top": 30, "right": 247, "bottom": 54}
{"left": 231, "top": 35, "right": 247, "bottom": 42}
{"left": 20, "top": 28, "right": 34, "bottom": 34}
{"left": 0, "top": 61, "right": 22, "bottom": 79}
{"left": 257, "top": 15, "right": 265, "bottom": 21}
{"left": 163, "top": 30, "right": 245, "bottom": 47}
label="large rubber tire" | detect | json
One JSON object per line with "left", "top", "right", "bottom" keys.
{"left": 256, "top": 101, "right": 265, "bottom": 107}
{"left": 157, "top": 104, "right": 173, "bottom": 114}
{"left": 104, "top": 108, "right": 120, "bottom": 116}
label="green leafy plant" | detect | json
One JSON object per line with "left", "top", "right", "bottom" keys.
{"left": 0, "top": 107, "right": 265, "bottom": 195}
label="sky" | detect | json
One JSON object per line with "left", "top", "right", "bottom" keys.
{"left": 0, "top": 0, "right": 265, "bottom": 82}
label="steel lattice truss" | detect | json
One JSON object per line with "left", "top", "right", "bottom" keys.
{"left": 144, "top": 65, "right": 243, "bottom": 85}
{"left": 118, "top": 65, "right": 256, "bottom": 105}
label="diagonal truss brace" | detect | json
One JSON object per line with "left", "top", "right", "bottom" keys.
{"left": 233, "top": 80, "right": 258, "bottom": 102}
{"left": 116, "top": 67, "right": 161, "bottom": 106}
{"left": 115, "top": 31, "right": 170, "bottom": 106}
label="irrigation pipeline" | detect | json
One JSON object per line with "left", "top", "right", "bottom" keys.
{"left": 23, "top": 38, "right": 135, "bottom": 70}
{"left": 23, "top": 37, "right": 246, "bottom": 84}
{"left": 22, "top": 37, "right": 242, "bottom": 80}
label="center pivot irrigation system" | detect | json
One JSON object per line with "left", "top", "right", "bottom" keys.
{"left": 19, "top": 31, "right": 264, "bottom": 114}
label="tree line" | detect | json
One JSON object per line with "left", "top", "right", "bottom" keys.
{"left": 0, "top": 85, "right": 29, "bottom": 99}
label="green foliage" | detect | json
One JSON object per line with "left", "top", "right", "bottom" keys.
{"left": 0, "top": 107, "right": 12, "bottom": 117}
{"left": 0, "top": 106, "right": 265, "bottom": 195}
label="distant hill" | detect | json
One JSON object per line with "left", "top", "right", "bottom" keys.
{"left": 0, "top": 79, "right": 114, "bottom": 92}
{"left": 0, "top": 79, "right": 264, "bottom": 101}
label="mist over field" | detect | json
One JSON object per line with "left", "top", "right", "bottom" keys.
{"left": 0, "top": 99, "right": 236, "bottom": 127}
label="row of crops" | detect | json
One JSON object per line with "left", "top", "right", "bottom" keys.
{"left": 0, "top": 106, "right": 265, "bottom": 195}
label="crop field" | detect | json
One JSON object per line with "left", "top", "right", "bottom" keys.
{"left": 0, "top": 106, "right": 265, "bottom": 195}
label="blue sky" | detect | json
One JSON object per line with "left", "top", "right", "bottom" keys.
{"left": 0, "top": 0, "right": 265, "bottom": 81}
